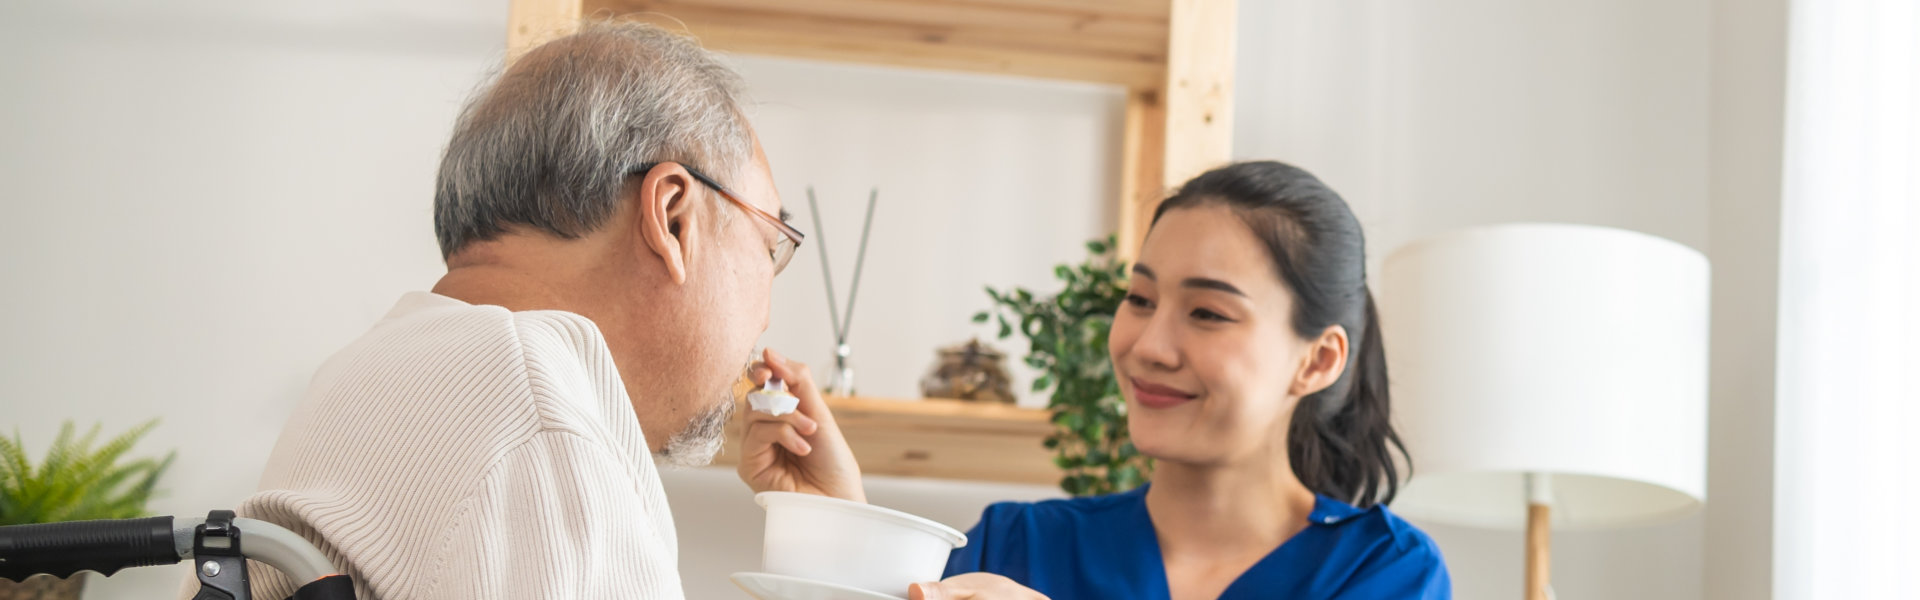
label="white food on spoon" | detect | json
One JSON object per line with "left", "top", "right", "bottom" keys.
{"left": 748, "top": 378, "right": 800, "bottom": 416}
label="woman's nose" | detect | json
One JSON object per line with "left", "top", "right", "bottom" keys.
{"left": 1127, "top": 312, "right": 1181, "bottom": 371}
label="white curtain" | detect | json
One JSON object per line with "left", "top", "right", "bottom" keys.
{"left": 1774, "top": 1, "right": 1920, "bottom": 598}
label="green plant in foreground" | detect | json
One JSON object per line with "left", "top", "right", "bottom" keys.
{"left": 0, "top": 419, "right": 174, "bottom": 526}
{"left": 975, "top": 235, "right": 1152, "bottom": 497}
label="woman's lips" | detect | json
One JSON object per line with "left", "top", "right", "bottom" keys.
{"left": 1131, "top": 377, "right": 1197, "bottom": 409}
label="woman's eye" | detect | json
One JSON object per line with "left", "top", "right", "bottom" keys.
{"left": 1191, "top": 308, "right": 1232, "bottom": 322}
{"left": 1125, "top": 293, "right": 1154, "bottom": 309}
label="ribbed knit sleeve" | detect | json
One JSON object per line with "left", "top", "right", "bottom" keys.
{"left": 423, "top": 431, "right": 683, "bottom": 600}
{"left": 173, "top": 293, "right": 683, "bottom": 600}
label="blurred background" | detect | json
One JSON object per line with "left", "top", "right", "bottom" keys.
{"left": 3, "top": 0, "right": 1911, "bottom": 599}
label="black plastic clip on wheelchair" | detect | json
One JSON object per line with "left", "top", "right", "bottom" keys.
{"left": 0, "top": 509, "right": 354, "bottom": 600}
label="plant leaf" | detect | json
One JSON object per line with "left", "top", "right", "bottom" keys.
{"left": 2, "top": 419, "right": 170, "bottom": 525}
{"left": 1031, "top": 375, "right": 1054, "bottom": 393}
{"left": 991, "top": 233, "right": 1151, "bottom": 497}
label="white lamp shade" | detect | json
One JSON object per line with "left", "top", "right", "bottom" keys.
{"left": 1381, "top": 224, "right": 1709, "bottom": 531}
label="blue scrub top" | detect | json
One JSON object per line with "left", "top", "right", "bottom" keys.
{"left": 944, "top": 484, "right": 1450, "bottom": 599}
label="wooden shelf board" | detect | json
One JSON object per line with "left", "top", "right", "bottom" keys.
{"left": 714, "top": 396, "right": 1061, "bottom": 486}
{"left": 599, "top": 0, "right": 1170, "bottom": 41}
{"left": 587, "top": 0, "right": 1167, "bottom": 88}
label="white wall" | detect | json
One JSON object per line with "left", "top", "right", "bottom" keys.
{"left": 1705, "top": 1, "right": 1789, "bottom": 599}
{"left": 1236, "top": 1, "right": 1729, "bottom": 599}
{"left": 0, "top": 1, "right": 1786, "bottom": 599}
{"left": 1, "top": 2, "right": 494, "bottom": 596}
{"left": 737, "top": 56, "right": 1121, "bottom": 405}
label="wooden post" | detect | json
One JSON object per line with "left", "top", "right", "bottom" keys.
{"left": 1118, "top": 88, "right": 1167, "bottom": 261}
{"left": 1118, "top": 0, "right": 1236, "bottom": 259}
{"left": 1524, "top": 472, "right": 1553, "bottom": 600}
{"left": 507, "top": 0, "right": 583, "bottom": 62}
{"left": 1160, "top": 0, "right": 1237, "bottom": 190}
{"left": 1526, "top": 502, "right": 1551, "bottom": 600}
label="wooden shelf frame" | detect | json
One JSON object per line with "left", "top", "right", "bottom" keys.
{"left": 714, "top": 396, "right": 1058, "bottom": 485}
{"left": 505, "top": 0, "right": 1236, "bottom": 258}
{"left": 505, "top": 0, "right": 1236, "bottom": 483}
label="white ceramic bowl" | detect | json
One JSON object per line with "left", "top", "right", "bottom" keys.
{"left": 756, "top": 492, "right": 968, "bottom": 597}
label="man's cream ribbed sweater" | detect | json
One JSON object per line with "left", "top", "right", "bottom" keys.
{"left": 188, "top": 292, "right": 684, "bottom": 600}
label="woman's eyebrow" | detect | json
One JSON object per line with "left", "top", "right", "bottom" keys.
{"left": 1182, "top": 277, "right": 1248, "bottom": 298}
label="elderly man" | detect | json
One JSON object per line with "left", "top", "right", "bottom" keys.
{"left": 188, "top": 22, "right": 1036, "bottom": 600}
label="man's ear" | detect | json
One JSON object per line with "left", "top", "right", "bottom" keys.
{"left": 635, "top": 163, "right": 700, "bottom": 285}
{"left": 1289, "top": 324, "right": 1350, "bottom": 398}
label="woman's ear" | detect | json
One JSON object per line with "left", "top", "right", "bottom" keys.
{"left": 1290, "top": 324, "right": 1350, "bottom": 397}
{"left": 635, "top": 163, "right": 700, "bottom": 285}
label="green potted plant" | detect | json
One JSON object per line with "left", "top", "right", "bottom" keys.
{"left": 0, "top": 420, "right": 174, "bottom": 600}
{"left": 976, "top": 235, "right": 1152, "bottom": 497}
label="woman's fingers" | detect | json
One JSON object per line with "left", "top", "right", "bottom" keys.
{"left": 742, "top": 419, "right": 811, "bottom": 456}
{"left": 910, "top": 574, "right": 1049, "bottom": 600}
{"left": 744, "top": 402, "right": 818, "bottom": 435}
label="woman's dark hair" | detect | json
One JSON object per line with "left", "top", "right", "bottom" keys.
{"left": 1151, "top": 160, "right": 1408, "bottom": 508}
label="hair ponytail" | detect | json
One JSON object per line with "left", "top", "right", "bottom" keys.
{"left": 1155, "top": 161, "right": 1410, "bottom": 508}
{"left": 1287, "top": 290, "right": 1406, "bottom": 508}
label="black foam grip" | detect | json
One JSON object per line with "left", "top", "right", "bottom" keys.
{"left": 0, "top": 516, "right": 179, "bottom": 581}
{"left": 287, "top": 574, "right": 356, "bottom": 600}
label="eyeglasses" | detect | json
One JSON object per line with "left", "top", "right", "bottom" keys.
{"left": 629, "top": 162, "right": 804, "bottom": 275}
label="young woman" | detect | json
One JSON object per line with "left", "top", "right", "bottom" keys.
{"left": 938, "top": 161, "right": 1448, "bottom": 599}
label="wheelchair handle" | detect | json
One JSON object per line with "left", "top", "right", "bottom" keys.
{"left": 0, "top": 515, "right": 176, "bottom": 581}
{"left": 0, "top": 513, "right": 338, "bottom": 585}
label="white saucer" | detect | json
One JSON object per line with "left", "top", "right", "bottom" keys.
{"left": 730, "top": 572, "right": 909, "bottom": 600}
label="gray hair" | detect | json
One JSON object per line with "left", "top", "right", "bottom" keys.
{"left": 654, "top": 390, "right": 734, "bottom": 469}
{"left": 433, "top": 22, "right": 754, "bottom": 259}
